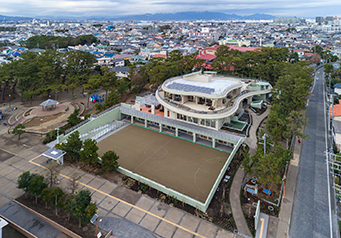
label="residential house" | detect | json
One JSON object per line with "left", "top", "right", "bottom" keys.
{"left": 109, "top": 66, "right": 129, "bottom": 79}
{"left": 110, "top": 59, "right": 125, "bottom": 67}
{"left": 334, "top": 83, "right": 341, "bottom": 95}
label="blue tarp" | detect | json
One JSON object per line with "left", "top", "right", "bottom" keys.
{"left": 6, "top": 51, "right": 21, "bottom": 57}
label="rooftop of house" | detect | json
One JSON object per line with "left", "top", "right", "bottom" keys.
{"left": 334, "top": 83, "right": 341, "bottom": 89}
{"left": 330, "top": 100, "right": 341, "bottom": 117}
{"left": 196, "top": 53, "right": 217, "bottom": 61}
{"left": 108, "top": 66, "right": 129, "bottom": 74}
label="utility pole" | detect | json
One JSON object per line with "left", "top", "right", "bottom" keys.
{"left": 258, "top": 133, "right": 274, "bottom": 156}
{"left": 262, "top": 134, "right": 267, "bottom": 156}
{"left": 329, "top": 73, "right": 334, "bottom": 134}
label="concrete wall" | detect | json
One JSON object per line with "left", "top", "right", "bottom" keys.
{"left": 334, "top": 133, "right": 341, "bottom": 151}
{"left": 335, "top": 88, "right": 341, "bottom": 95}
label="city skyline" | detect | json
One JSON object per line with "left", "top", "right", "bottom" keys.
{"left": 0, "top": 0, "right": 340, "bottom": 19}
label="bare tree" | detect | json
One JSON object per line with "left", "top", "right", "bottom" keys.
{"left": 68, "top": 172, "right": 81, "bottom": 194}
{"left": 44, "top": 161, "right": 60, "bottom": 188}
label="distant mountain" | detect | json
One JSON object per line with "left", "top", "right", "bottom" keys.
{"left": 0, "top": 14, "right": 33, "bottom": 22}
{"left": 113, "top": 11, "right": 276, "bottom": 21}
{"left": 0, "top": 12, "right": 276, "bottom": 22}
{"left": 246, "top": 13, "right": 276, "bottom": 20}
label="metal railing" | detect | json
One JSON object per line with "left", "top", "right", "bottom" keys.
{"left": 92, "top": 121, "right": 126, "bottom": 141}
{"left": 64, "top": 118, "right": 90, "bottom": 135}
{"left": 157, "top": 87, "right": 270, "bottom": 117}
{"left": 120, "top": 106, "right": 245, "bottom": 143}
{"left": 79, "top": 124, "right": 110, "bottom": 138}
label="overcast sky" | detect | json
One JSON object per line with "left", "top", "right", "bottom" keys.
{"left": 1, "top": 0, "right": 340, "bottom": 18}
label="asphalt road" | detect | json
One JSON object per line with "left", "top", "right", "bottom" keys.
{"left": 290, "top": 68, "right": 332, "bottom": 238}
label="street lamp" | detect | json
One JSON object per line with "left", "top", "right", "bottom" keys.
{"left": 40, "top": 119, "right": 43, "bottom": 137}
{"left": 262, "top": 134, "right": 267, "bottom": 156}
{"left": 258, "top": 133, "right": 274, "bottom": 156}
{"left": 8, "top": 94, "right": 11, "bottom": 109}
{"left": 56, "top": 127, "right": 60, "bottom": 144}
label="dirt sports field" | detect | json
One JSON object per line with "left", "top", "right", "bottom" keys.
{"left": 97, "top": 125, "right": 229, "bottom": 202}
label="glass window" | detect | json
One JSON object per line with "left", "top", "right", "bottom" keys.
{"left": 211, "top": 120, "right": 216, "bottom": 128}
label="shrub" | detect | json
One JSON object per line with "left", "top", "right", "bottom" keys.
{"left": 84, "top": 113, "right": 91, "bottom": 120}
{"left": 95, "top": 103, "right": 105, "bottom": 112}
{"left": 67, "top": 109, "right": 81, "bottom": 127}
{"left": 138, "top": 183, "right": 148, "bottom": 192}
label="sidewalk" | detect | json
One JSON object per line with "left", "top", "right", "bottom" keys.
{"left": 229, "top": 109, "right": 269, "bottom": 237}
{"left": 0, "top": 144, "right": 243, "bottom": 238}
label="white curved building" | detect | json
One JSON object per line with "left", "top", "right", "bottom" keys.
{"left": 154, "top": 71, "right": 271, "bottom": 131}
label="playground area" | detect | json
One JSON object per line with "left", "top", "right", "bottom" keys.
{"left": 97, "top": 125, "right": 229, "bottom": 202}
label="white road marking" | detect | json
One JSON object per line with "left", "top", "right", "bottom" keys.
{"left": 322, "top": 68, "right": 333, "bottom": 238}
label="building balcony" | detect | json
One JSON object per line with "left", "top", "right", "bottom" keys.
{"left": 156, "top": 87, "right": 271, "bottom": 120}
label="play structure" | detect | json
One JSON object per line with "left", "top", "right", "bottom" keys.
{"left": 90, "top": 94, "right": 105, "bottom": 103}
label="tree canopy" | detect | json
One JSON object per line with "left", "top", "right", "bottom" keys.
{"left": 12, "top": 124, "right": 26, "bottom": 139}
{"left": 80, "top": 139, "right": 99, "bottom": 165}
{"left": 61, "top": 131, "right": 82, "bottom": 162}
{"left": 25, "top": 35, "right": 98, "bottom": 49}
{"left": 69, "top": 189, "right": 97, "bottom": 227}
{"left": 101, "top": 150, "right": 119, "bottom": 172}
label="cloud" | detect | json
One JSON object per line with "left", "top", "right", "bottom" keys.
{"left": 0, "top": 0, "right": 340, "bottom": 18}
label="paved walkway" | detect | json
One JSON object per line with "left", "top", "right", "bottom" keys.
{"left": 229, "top": 109, "right": 270, "bottom": 237}
{"left": 244, "top": 109, "right": 270, "bottom": 157}
{"left": 0, "top": 143, "right": 243, "bottom": 238}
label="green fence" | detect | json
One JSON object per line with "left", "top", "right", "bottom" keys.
{"left": 117, "top": 167, "right": 207, "bottom": 211}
